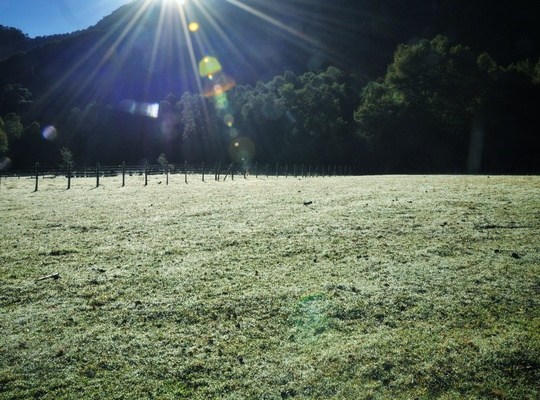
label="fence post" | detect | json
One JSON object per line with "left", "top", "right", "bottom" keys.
{"left": 96, "top": 162, "right": 100, "bottom": 188}
{"left": 255, "top": 162, "right": 259, "bottom": 179}
{"left": 67, "top": 162, "right": 71, "bottom": 190}
{"left": 122, "top": 162, "right": 126, "bottom": 187}
{"left": 184, "top": 161, "right": 188, "bottom": 184}
{"left": 166, "top": 163, "right": 169, "bottom": 185}
{"left": 276, "top": 162, "right": 279, "bottom": 178}
{"left": 231, "top": 163, "right": 235, "bottom": 181}
{"left": 144, "top": 162, "right": 148, "bottom": 186}
{"left": 223, "top": 163, "right": 231, "bottom": 181}
{"left": 34, "top": 162, "right": 39, "bottom": 192}
{"left": 202, "top": 162, "right": 205, "bottom": 182}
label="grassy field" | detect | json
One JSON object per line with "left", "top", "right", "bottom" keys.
{"left": 1, "top": 174, "right": 539, "bottom": 399}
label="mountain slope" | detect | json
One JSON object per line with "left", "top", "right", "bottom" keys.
{"left": 0, "top": 0, "right": 539, "bottom": 113}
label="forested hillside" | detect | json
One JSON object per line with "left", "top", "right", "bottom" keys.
{"left": 0, "top": 0, "right": 539, "bottom": 172}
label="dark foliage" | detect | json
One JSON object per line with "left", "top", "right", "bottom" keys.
{"left": 0, "top": 0, "right": 539, "bottom": 173}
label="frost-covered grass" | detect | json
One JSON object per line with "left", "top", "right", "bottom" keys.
{"left": 1, "top": 174, "right": 539, "bottom": 399}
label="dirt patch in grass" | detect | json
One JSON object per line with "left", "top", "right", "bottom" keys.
{"left": 1, "top": 175, "right": 539, "bottom": 399}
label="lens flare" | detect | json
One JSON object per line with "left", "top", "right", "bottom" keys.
{"left": 224, "top": 114, "right": 234, "bottom": 127}
{"left": 188, "top": 22, "right": 200, "bottom": 32}
{"left": 198, "top": 56, "right": 223, "bottom": 77}
{"left": 119, "top": 99, "right": 137, "bottom": 114}
{"left": 42, "top": 126, "right": 58, "bottom": 141}
{"left": 203, "top": 73, "right": 236, "bottom": 97}
{"left": 119, "top": 99, "right": 160, "bottom": 118}
{"left": 228, "top": 137, "right": 255, "bottom": 162}
{"left": 142, "top": 103, "right": 160, "bottom": 118}
{"left": 292, "top": 293, "right": 329, "bottom": 342}
{"left": 213, "top": 93, "right": 229, "bottom": 109}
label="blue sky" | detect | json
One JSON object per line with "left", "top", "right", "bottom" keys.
{"left": 0, "top": 0, "right": 133, "bottom": 37}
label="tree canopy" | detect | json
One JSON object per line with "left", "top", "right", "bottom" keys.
{"left": 0, "top": 36, "right": 538, "bottom": 173}
{"left": 354, "top": 37, "right": 540, "bottom": 173}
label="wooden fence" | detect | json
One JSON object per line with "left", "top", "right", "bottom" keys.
{"left": 0, "top": 161, "right": 356, "bottom": 191}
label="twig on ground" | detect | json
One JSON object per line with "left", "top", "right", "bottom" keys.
{"left": 36, "top": 272, "right": 60, "bottom": 282}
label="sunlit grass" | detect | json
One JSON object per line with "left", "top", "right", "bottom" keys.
{"left": 1, "top": 175, "right": 539, "bottom": 399}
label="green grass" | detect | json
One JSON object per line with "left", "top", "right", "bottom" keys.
{"left": 1, "top": 174, "right": 539, "bottom": 399}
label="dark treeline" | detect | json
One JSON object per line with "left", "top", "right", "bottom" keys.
{"left": 1, "top": 36, "right": 539, "bottom": 173}
{"left": 355, "top": 37, "right": 540, "bottom": 173}
{"left": 0, "top": 25, "right": 79, "bottom": 61}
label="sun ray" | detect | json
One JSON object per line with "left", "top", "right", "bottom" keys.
{"left": 223, "top": 0, "right": 350, "bottom": 69}
{"left": 33, "top": 0, "right": 155, "bottom": 113}
{"left": 176, "top": 2, "right": 204, "bottom": 95}
{"left": 68, "top": 0, "right": 156, "bottom": 104}
{"left": 224, "top": 0, "right": 316, "bottom": 48}
{"left": 144, "top": 0, "right": 169, "bottom": 95}
{"left": 31, "top": 0, "right": 358, "bottom": 122}
{"left": 190, "top": 0, "right": 260, "bottom": 78}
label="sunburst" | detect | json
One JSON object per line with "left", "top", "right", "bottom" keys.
{"left": 34, "top": 0, "right": 351, "bottom": 117}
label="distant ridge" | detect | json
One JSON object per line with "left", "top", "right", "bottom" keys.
{"left": 1, "top": 0, "right": 539, "bottom": 108}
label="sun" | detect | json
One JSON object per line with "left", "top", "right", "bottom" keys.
{"left": 157, "top": 0, "right": 186, "bottom": 5}
{"left": 36, "top": 0, "right": 336, "bottom": 121}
